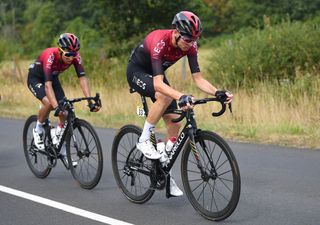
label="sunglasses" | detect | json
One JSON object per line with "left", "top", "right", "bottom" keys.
{"left": 180, "top": 35, "right": 197, "bottom": 43}
{"left": 59, "top": 47, "right": 77, "bottom": 57}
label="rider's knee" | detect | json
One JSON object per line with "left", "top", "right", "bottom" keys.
{"left": 170, "top": 121, "right": 181, "bottom": 130}
{"left": 164, "top": 115, "right": 181, "bottom": 129}
{"left": 41, "top": 97, "right": 54, "bottom": 110}
{"left": 155, "top": 92, "right": 173, "bottom": 105}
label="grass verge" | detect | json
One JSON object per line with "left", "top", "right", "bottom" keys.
{"left": 0, "top": 59, "right": 319, "bottom": 149}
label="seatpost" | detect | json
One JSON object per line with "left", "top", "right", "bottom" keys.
{"left": 140, "top": 95, "right": 149, "bottom": 117}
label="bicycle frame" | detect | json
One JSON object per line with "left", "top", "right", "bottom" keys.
{"left": 55, "top": 107, "right": 75, "bottom": 151}
{"left": 113, "top": 90, "right": 239, "bottom": 219}
{"left": 41, "top": 93, "right": 101, "bottom": 167}
{"left": 160, "top": 111, "right": 198, "bottom": 173}
{"left": 42, "top": 106, "right": 74, "bottom": 150}
{"left": 127, "top": 89, "right": 229, "bottom": 182}
{"left": 136, "top": 91, "right": 220, "bottom": 177}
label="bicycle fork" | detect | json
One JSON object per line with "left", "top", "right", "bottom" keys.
{"left": 189, "top": 130, "right": 218, "bottom": 182}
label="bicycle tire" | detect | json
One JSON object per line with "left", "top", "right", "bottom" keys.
{"left": 181, "top": 130, "right": 241, "bottom": 221}
{"left": 66, "top": 119, "right": 103, "bottom": 189}
{"left": 23, "top": 115, "right": 51, "bottom": 178}
{"left": 112, "top": 125, "right": 155, "bottom": 204}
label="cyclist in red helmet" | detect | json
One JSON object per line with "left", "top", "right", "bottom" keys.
{"left": 27, "top": 33, "right": 101, "bottom": 154}
{"left": 127, "top": 11, "right": 233, "bottom": 196}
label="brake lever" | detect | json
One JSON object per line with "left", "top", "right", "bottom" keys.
{"left": 93, "top": 93, "right": 102, "bottom": 108}
{"left": 58, "top": 97, "right": 69, "bottom": 111}
{"left": 94, "top": 93, "right": 100, "bottom": 100}
{"left": 228, "top": 103, "right": 232, "bottom": 113}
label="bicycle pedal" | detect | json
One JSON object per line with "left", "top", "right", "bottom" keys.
{"left": 149, "top": 177, "right": 165, "bottom": 190}
{"left": 149, "top": 184, "right": 157, "bottom": 190}
{"left": 156, "top": 180, "right": 166, "bottom": 190}
{"left": 48, "top": 158, "right": 57, "bottom": 168}
{"left": 166, "top": 192, "right": 175, "bottom": 198}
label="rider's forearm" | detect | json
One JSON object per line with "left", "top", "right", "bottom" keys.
{"left": 153, "top": 75, "right": 183, "bottom": 100}
{"left": 192, "top": 72, "right": 217, "bottom": 95}
{"left": 79, "top": 76, "right": 91, "bottom": 98}
{"left": 45, "top": 81, "right": 58, "bottom": 108}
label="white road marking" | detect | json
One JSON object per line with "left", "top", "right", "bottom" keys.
{"left": 0, "top": 185, "right": 134, "bottom": 225}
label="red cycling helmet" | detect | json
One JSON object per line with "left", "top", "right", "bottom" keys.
{"left": 172, "top": 11, "right": 203, "bottom": 40}
{"left": 57, "top": 33, "right": 80, "bottom": 52}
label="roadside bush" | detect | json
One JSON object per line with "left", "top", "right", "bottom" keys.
{"left": 207, "top": 19, "right": 320, "bottom": 88}
{"left": 0, "top": 38, "right": 22, "bottom": 62}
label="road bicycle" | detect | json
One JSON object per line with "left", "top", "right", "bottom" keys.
{"left": 23, "top": 94, "right": 103, "bottom": 189}
{"left": 112, "top": 89, "right": 241, "bottom": 221}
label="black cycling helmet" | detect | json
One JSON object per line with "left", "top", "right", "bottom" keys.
{"left": 57, "top": 33, "right": 80, "bottom": 52}
{"left": 172, "top": 11, "right": 203, "bottom": 39}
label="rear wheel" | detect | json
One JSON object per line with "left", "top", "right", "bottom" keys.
{"left": 112, "top": 125, "right": 154, "bottom": 203}
{"left": 66, "top": 119, "right": 103, "bottom": 189}
{"left": 23, "top": 115, "right": 51, "bottom": 178}
{"left": 181, "top": 130, "right": 241, "bottom": 221}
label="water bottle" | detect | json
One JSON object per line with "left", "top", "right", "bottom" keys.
{"left": 157, "top": 140, "right": 168, "bottom": 165}
{"left": 51, "top": 125, "right": 65, "bottom": 146}
{"left": 165, "top": 136, "right": 177, "bottom": 153}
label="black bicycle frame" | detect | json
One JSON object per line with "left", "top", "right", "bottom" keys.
{"left": 162, "top": 124, "right": 190, "bottom": 172}
{"left": 136, "top": 92, "right": 202, "bottom": 173}
{"left": 161, "top": 112, "right": 195, "bottom": 172}
{"left": 44, "top": 105, "right": 75, "bottom": 153}
{"left": 52, "top": 93, "right": 100, "bottom": 153}
{"left": 133, "top": 90, "right": 226, "bottom": 180}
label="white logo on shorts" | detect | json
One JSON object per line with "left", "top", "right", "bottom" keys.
{"left": 132, "top": 76, "right": 146, "bottom": 90}
{"left": 35, "top": 83, "right": 42, "bottom": 89}
{"left": 28, "top": 84, "right": 37, "bottom": 96}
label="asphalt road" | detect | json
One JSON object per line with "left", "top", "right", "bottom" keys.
{"left": 0, "top": 118, "right": 319, "bottom": 225}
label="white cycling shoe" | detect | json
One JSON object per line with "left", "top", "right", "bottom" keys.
{"left": 136, "top": 140, "right": 161, "bottom": 159}
{"left": 170, "top": 176, "right": 183, "bottom": 197}
{"left": 33, "top": 128, "right": 45, "bottom": 150}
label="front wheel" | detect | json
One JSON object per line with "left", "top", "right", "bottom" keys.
{"left": 112, "top": 125, "right": 155, "bottom": 204}
{"left": 23, "top": 115, "right": 51, "bottom": 178}
{"left": 66, "top": 119, "right": 103, "bottom": 189}
{"left": 181, "top": 130, "right": 241, "bottom": 221}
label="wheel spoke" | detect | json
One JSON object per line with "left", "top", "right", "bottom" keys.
{"left": 218, "top": 169, "right": 232, "bottom": 177}
{"left": 209, "top": 181, "right": 219, "bottom": 211}
{"left": 217, "top": 176, "right": 233, "bottom": 193}
{"left": 215, "top": 149, "right": 223, "bottom": 169}
{"left": 187, "top": 169, "right": 202, "bottom": 174}
{"left": 187, "top": 159, "right": 199, "bottom": 167}
{"left": 215, "top": 159, "right": 228, "bottom": 171}
{"left": 188, "top": 178, "right": 204, "bottom": 182}
{"left": 191, "top": 179, "right": 205, "bottom": 192}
